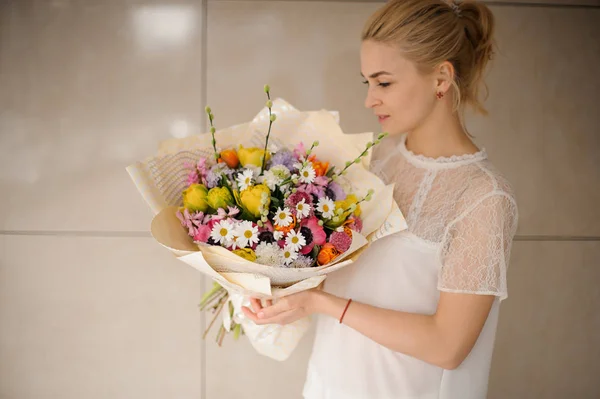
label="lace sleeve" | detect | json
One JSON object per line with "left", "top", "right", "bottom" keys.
{"left": 438, "top": 192, "right": 518, "bottom": 300}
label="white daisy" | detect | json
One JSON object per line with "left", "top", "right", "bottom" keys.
{"left": 273, "top": 231, "right": 284, "bottom": 241}
{"left": 285, "top": 230, "right": 306, "bottom": 251}
{"left": 295, "top": 199, "right": 311, "bottom": 219}
{"left": 210, "top": 220, "right": 235, "bottom": 246}
{"left": 316, "top": 197, "right": 336, "bottom": 219}
{"left": 274, "top": 207, "right": 293, "bottom": 227}
{"left": 299, "top": 164, "right": 316, "bottom": 184}
{"left": 235, "top": 221, "right": 259, "bottom": 248}
{"left": 236, "top": 169, "right": 254, "bottom": 191}
{"left": 282, "top": 246, "right": 298, "bottom": 266}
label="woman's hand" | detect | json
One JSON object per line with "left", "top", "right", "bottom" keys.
{"left": 241, "top": 289, "right": 322, "bottom": 326}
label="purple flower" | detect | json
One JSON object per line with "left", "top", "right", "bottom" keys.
{"left": 270, "top": 150, "right": 298, "bottom": 171}
{"left": 326, "top": 181, "right": 346, "bottom": 201}
{"left": 205, "top": 163, "right": 234, "bottom": 189}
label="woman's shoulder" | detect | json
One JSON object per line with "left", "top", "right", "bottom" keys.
{"left": 451, "top": 159, "right": 518, "bottom": 225}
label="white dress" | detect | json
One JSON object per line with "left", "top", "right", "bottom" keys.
{"left": 303, "top": 133, "right": 518, "bottom": 399}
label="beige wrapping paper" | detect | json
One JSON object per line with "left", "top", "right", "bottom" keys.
{"left": 126, "top": 99, "right": 407, "bottom": 360}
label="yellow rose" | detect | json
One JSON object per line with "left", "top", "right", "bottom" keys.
{"left": 238, "top": 145, "right": 271, "bottom": 167}
{"left": 232, "top": 248, "right": 257, "bottom": 262}
{"left": 207, "top": 187, "right": 235, "bottom": 210}
{"left": 182, "top": 184, "right": 210, "bottom": 212}
{"left": 240, "top": 184, "right": 271, "bottom": 218}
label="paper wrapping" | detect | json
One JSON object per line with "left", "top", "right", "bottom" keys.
{"left": 126, "top": 99, "right": 407, "bottom": 360}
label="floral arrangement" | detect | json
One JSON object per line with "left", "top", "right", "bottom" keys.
{"left": 127, "top": 89, "right": 406, "bottom": 359}
{"left": 174, "top": 86, "right": 387, "bottom": 343}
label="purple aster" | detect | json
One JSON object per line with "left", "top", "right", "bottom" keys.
{"left": 270, "top": 150, "right": 298, "bottom": 171}
{"left": 205, "top": 163, "right": 234, "bottom": 189}
{"left": 326, "top": 181, "right": 346, "bottom": 201}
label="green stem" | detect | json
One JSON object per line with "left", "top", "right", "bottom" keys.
{"left": 260, "top": 92, "right": 273, "bottom": 175}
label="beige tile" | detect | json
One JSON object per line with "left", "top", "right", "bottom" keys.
{"left": 467, "top": 6, "right": 600, "bottom": 236}
{"left": 488, "top": 241, "right": 600, "bottom": 399}
{"left": 0, "top": 0, "right": 204, "bottom": 231}
{"left": 203, "top": 280, "right": 316, "bottom": 399}
{"left": 205, "top": 1, "right": 381, "bottom": 136}
{"left": 0, "top": 235, "right": 203, "bottom": 399}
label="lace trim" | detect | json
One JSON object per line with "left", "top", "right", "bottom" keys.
{"left": 398, "top": 134, "right": 488, "bottom": 169}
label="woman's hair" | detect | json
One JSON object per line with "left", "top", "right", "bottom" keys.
{"left": 362, "top": 0, "right": 495, "bottom": 115}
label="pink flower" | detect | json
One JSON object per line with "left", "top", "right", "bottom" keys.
{"left": 285, "top": 191, "right": 313, "bottom": 208}
{"left": 347, "top": 217, "right": 363, "bottom": 233}
{"left": 329, "top": 231, "right": 351, "bottom": 253}
{"left": 193, "top": 225, "right": 211, "bottom": 243}
{"left": 293, "top": 142, "right": 307, "bottom": 160}
{"left": 297, "top": 183, "right": 325, "bottom": 198}
{"left": 314, "top": 176, "right": 329, "bottom": 187}
{"left": 299, "top": 216, "right": 326, "bottom": 255}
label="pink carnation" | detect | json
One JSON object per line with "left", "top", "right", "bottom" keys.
{"left": 193, "top": 225, "right": 211, "bottom": 243}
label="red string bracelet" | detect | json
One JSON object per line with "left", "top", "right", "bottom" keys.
{"left": 339, "top": 298, "right": 352, "bottom": 324}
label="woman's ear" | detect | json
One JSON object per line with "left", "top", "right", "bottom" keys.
{"left": 434, "top": 61, "right": 455, "bottom": 95}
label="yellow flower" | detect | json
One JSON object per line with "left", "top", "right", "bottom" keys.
{"left": 232, "top": 248, "right": 257, "bottom": 262}
{"left": 238, "top": 145, "right": 271, "bottom": 167}
{"left": 207, "top": 187, "right": 235, "bottom": 210}
{"left": 240, "top": 184, "right": 271, "bottom": 218}
{"left": 325, "top": 194, "right": 361, "bottom": 229}
{"left": 182, "top": 184, "right": 210, "bottom": 212}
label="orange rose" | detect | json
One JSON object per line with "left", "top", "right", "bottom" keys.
{"left": 309, "top": 155, "right": 329, "bottom": 177}
{"left": 219, "top": 148, "right": 239, "bottom": 168}
{"left": 317, "top": 243, "right": 340, "bottom": 266}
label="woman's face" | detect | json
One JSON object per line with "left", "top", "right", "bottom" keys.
{"left": 360, "top": 40, "right": 437, "bottom": 136}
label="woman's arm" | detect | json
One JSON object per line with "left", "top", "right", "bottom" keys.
{"left": 242, "top": 290, "right": 495, "bottom": 370}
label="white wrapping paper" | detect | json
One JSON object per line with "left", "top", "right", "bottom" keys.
{"left": 127, "top": 99, "right": 407, "bottom": 360}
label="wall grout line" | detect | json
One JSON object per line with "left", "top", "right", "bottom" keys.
{"left": 200, "top": 0, "right": 208, "bottom": 398}
{"left": 205, "top": 0, "right": 600, "bottom": 10}
{"left": 1, "top": 230, "right": 600, "bottom": 242}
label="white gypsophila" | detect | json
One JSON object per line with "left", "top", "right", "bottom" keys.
{"left": 255, "top": 242, "right": 285, "bottom": 266}
{"left": 261, "top": 169, "right": 279, "bottom": 191}
{"left": 317, "top": 197, "right": 336, "bottom": 219}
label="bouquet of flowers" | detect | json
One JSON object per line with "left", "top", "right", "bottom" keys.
{"left": 127, "top": 86, "right": 407, "bottom": 361}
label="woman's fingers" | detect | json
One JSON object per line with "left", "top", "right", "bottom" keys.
{"left": 249, "top": 297, "right": 263, "bottom": 313}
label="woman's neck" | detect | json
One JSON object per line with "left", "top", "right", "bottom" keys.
{"left": 405, "top": 104, "right": 480, "bottom": 159}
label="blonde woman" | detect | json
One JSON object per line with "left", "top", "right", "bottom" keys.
{"left": 242, "top": 1, "right": 518, "bottom": 397}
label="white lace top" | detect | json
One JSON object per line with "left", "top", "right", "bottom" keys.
{"left": 303, "top": 133, "right": 518, "bottom": 399}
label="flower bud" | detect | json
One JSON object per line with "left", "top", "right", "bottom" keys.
{"left": 264, "top": 84, "right": 270, "bottom": 93}
{"left": 266, "top": 100, "right": 273, "bottom": 108}
{"left": 205, "top": 106, "right": 212, "bottom": 114}
{"left": 270, "top": 114, "right": 277, "bottom": 122}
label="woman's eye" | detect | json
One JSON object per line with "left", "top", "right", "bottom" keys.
{"left": 379, "top": 82, "right": 391, "bottom": 88}
{"left": 362, "top": 80, "right": 369, "bottom": 85}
